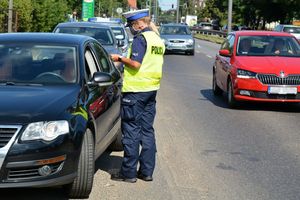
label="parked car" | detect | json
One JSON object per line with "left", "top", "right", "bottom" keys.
{"left": 159, "top": 23, "right": 195, "bottom": 55}
{"left": 100, "top": 22, "right": 130, "bottom": 57}
{"left": 221, "top": 24, "right": 239, "bottom": 32}
{"left": 274, "top": 24, "right": 300, "bottom": 41}
{"left": 53, "top": 22, "right": 124, "bottom": 70}
{"left": 196, "top": 22, "right": 213, "bottom": 30}
{"left": 212, "top": 31, "right": 300, "bottom": 108}
{"left": 0, "top": 33, "right": 122, "bottom": 198}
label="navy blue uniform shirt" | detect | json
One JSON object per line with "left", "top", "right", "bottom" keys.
{"left": 130, "top": 27, "right": 151, "bottom": 64}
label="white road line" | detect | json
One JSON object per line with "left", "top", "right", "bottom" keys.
{"left": 196, "top": 50, "right": 201, "bottom": 54}
{"left": 206, "top": 55, "right": 213, "bottom": 58}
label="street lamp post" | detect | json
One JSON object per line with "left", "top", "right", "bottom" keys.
{"left": 228, "top": 0, "right": 233, "bottom": 33}
{"left": 8, "top": 0, "right": 13, "bottom": 32}
{"left": 176, "top": 0, "right": 179, "bottom": 23}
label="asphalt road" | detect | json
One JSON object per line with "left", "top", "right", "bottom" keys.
{"left": 2, "top": 39, "right": 300, "bottom": 200}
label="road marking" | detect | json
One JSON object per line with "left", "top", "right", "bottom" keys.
{"left": 196, "top": 50, "right": 201, "bottom": 54}
{"left": 206, "top": 55, "right": 213, "bottom": 58}
{"left": 198, "top": 45, "right": 201, "bottom": 48}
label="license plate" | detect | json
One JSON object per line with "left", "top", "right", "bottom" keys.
{"left": 268, "top": 86, "right": 297, "bottom": 94}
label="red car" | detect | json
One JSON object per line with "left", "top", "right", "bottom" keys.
{"left": 213, "top": 31, "right": 300, "bottom": 107}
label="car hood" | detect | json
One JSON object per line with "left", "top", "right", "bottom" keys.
{"left": 0, "top": 85, "right": 80, "bottom": 124}
{"left": 235, "top": 56, "right": 300, "bottom": 75}
{"left": 102, "top": 45, "right": 120, "bottom": 54}
{"left": 160, "top": 34, "right": 193, "bottom": 41}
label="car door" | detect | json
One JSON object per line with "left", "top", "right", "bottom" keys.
{"left": 90, "top": 41, "right": 121, "bottom": 143}
{"left": 84, "top": 43, "right": 114, "bottom": 146}
{"left": 216, "top": 34, "right": 235, "bottom": 91}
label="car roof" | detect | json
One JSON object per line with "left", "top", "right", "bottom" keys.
{"left": 161, "top": 23, "right": 188, "bottom": 27}
{"left": 0, "top": 32, "right": 92, "bottom": 45}
{"left": 56, "top": 22, "right": 111, "bottom": 29}
{"left": 233, "top": 31, "right": 293, "bottom": 37}
{"left": 278, "top": 24, "right": 300, "bottom": 28}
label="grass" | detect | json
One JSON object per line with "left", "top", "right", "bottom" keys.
{"left": 194, "top": 34, "right": 225, "bottom": 44}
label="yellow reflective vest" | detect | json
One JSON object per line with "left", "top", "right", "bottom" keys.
{"left": 122, "top": 31, "right": 165, "bottom": 92}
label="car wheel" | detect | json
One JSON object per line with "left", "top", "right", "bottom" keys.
{"left": 65, "top": 129, "right": 95, "bottom": 199}
{"left": 108, "top": 128, "right": 123, "bottom": 151}
{"left": 190, "top": 50, "right": 195, "bottom": 56}
{"left": 227, "top": 79, "right": 238, "bottom": 108}
{"left": 212, "top": 70, "right": 222, "bottom": 96}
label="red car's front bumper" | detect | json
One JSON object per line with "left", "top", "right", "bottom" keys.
{"left": 233, "top": 78, "right": 300, "bottom": 102}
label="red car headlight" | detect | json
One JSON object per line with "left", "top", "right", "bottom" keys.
{"left": 237, "top": 69, "right": 257, "bottom": 79}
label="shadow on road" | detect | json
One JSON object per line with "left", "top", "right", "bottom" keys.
{"left": 95, "top": 150, "right": 123, "bottom": 175}
{"left": 0, "top": 187, "right": 68, "bottom": 200}
{"left": 200, "top": 89, "right": 300, "bottom": 112}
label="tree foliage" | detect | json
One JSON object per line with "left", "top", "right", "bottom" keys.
{"left": 0, "top": 0, "right": 299, "bottom": 32}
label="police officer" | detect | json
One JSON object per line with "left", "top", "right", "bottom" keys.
{"left": 110, "top": 9, "right": 165, "bottom": 183}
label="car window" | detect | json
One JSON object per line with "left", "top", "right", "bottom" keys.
{"left": 220, "top": 35, "right": 232, "bottom": 50}
{"left": 56, "top": 27, "right": 114, "bottom": 45}
{"left": 236, "top": 36, "right": 300, "bottom": 57}
{"left": 91, "top": 42, "right": 111, "bottom": 73}
{"left": 0, "top": 44, "right": 77, "bottom": 84}
{"left": 283, "top": 26, "right": 300, "bottom": 34}
{"left": 228, "top": 35, "right": 235, "bottom": 53}
{"left": 111, "top": 27, "right": 125, "bottom": 40}
{"left": 160, "top": 26, "right": 191, "bottom": 35}
{"left": 85, "top": 49, "right": 99, "bottom": 80}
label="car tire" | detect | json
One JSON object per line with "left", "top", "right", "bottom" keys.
{"left": 227, "top": 80, "right": 238, "bottom": 108}
{"left": 65, "top": 129, "right": 95, "bottom": 199}
{"left": 108, "top": 128, "right": 123, "bottom": 151}
{"left": 212, "top": 70, "right": 222, "bottom": 96}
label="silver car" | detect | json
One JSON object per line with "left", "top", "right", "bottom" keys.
{"left": 274, "top": 24, "right": 300, "bottom": 41}
{"left": 159, "top": 24, "right": 195, "bottom": 55}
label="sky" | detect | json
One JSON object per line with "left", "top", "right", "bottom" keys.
{"left": 158, "top": 0, "right": 177, "bottom": 11}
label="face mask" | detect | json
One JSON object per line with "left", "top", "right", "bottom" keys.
{"left": 129, "top": 26, "right": 140, "bottom": 35}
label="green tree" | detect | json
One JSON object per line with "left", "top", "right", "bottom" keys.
{"left": 31, "top": 0, "right": 69, "bottom": 32}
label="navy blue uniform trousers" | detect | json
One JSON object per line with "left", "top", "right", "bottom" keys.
{"left": 120, "top": 91, "right": 157, "bottom": 178}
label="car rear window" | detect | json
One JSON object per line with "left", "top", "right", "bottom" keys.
{"left": 56, "top": 27, "right": 114, "bottom": 45}
{"left": 111, "top": 27, "right": 125, "bottom": 40}
{"left": 160, "top": 26, "right": 191, "bottom": 35}
{"left": 283, "top": 26, "right": 300, "bottom": 34}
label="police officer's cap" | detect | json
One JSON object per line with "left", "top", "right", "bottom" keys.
{"left": 123, "top": 9, "right": 150, "bottom": 22}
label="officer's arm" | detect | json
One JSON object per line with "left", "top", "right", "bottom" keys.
{"left": 110, "top": 54, "right": 141, "bottom": 70}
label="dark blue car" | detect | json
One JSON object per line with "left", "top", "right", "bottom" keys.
{"left": 0, "top": 33, "right": 122, "bottom": 198}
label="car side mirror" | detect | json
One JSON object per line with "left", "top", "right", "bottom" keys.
{"left": 219, "top": 49, "right": 231, "bottom": 57}
{"left": 117, "top": 39, "right": 125, "bottom": 47}
{"left": 89, "top": 72, "right": 113, "bottom": 86}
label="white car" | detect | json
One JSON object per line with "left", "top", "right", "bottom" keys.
{"left": 274, "top": 24, "right": 300, "bottom": 41}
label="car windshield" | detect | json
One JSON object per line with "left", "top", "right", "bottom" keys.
{"left": 283, "top": 26, "right": 300, "bottom": 34}
{"left": 56, "top": 27, "right": 114, "bottom": 45}
{"left": 111, "top": 27, "right": 125, "bottom": 40}
{"left": 160, "top": 26, "right": 191, "bottom": 35}
{"left": 0, "top": 44, "right": 77, "bottom": 84}
{"left": 237, "top": 36, "right": 300, "bottom": 57}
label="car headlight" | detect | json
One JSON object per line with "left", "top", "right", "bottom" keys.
{"left": 21, "top": 120, "right": 69, "bottom": 141}
{"left": 237, "top": 69, "right": 257, "bottom": 79}
{"left": 187, "top": 39, "right": 194, "bottom": 45}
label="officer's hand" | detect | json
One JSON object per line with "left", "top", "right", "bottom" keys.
{"left": 110, "top": 54, "right": 120, "bottom": 62}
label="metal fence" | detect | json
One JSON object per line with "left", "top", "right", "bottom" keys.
{"left": 190, "top": 27, "right": 227, "bottom": 38}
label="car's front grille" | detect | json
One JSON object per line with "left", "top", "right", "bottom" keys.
{"left": 257, "top": 74, "right": 300, "bottom": 85}
{"left": 0, "top": 127, "right": 19, "bottom": 148}
{"left": 7, "top": 162, "right": 64, "bottom": 180}
{"left": 169, "top": 40, "right": 185, "bottom": 43}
